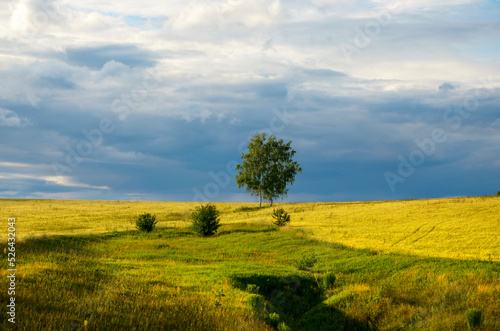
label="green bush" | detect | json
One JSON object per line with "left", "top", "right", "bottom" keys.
{"left": 322, "top": 272, "right": 336, "bottom": 289}
{"left": 465, "top": 308, "right": 484, "bottom": 329}
{"left": 247, "top": 294, "right": 266, "bottom": 310}
{"left": 297, "top": 254, "right": 318, "bottom": 271}
{"left": 272, "top": 208, "right": 291, "bottom": 226}
{"left": 229, "top": 273, "right": 323, "bottom": 321}
{"left": 135, "top": 213, "right": 157, "bottom": 232}
{"left": 268, "top": 312, "right": 280, "bottom": 328}
{"left": 191, "top": 204, "right": 221, "bottom": 237}
{"left": 246, "top": 284, "right": 260, "bottom": 294}
{"left": 299, "top": 303, "right": 348, "bottom": 330}
{"left": 277, "top": 322, "right": 291, "bottom": 331}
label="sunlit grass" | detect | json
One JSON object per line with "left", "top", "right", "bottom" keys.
{"left": 2, "top": 196, "right": 499, "bottom": 261}
{"left": 1, "top": 223, "right": 498, "bottom": 329}
{"left": 0, "top": 197, "right": 499, "bottom": 329}
{"left": 287, "top": 196, "right": 500, "bottom": 262}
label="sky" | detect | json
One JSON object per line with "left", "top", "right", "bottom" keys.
{"left": 0, "top": 0, "right": 499, "bottom": 202}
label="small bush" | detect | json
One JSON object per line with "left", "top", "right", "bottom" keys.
{"left": 277, "top": 322, "right": 291, "bottom": 331}
{"left": 135, "top": 213, "right": 157, "bottom": 232}
{"left": 271, "top": 208, "right": 291, "bottom": 226}
{"left": 299, "top": 303, "right": 348, "bottom": 330}
{"left": 297, "top": 254, "right": 318, "bottom": 271}
{"left": 324, "top": 290, "right": 356, "bottom": 307}
{"left": 246, "top": 284, "right": 260, "bottom": 294}
{"left": 212, "top": 288, "right": 225, "bottom": 308}
{"left": 268, "top": 312, "right": 280, "bottom": 328}
{"left": 322, "top": 272, "right": 336, "bottom": 289}
{"left": 497, "top": 191, "right": 500, "bottom": 196}
{"left": 229, "top": 273, "right": 323, "bottom": 321}
{"left": 247, "top": 294, "right": 266, "bottom": 310}
{"left": 465, "top": 308, "right": 484, "bottom": 329}
{"left": 191, "top": 204, "right": 221, "bottom": 237}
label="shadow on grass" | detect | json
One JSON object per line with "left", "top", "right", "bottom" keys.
{"left": 20, "top": 223, "right": 278, "bottom": 252}
{"left": 105, "top": 222, "right": 277, "bottom": 239}
{"left": 21, "top": 227, "right": 195, "bottom": 247}
{"left": 218, "top": 222, "right": 277, "bottom": 236}
{"left": 102, "top": 227, "right": 196, "bottom": 240}
{"left": 22, "top": 233, "right": 99, "bottom": 255}
{"left": 233, "top": 206, "right": 271, "bottom": 213}
{"left": 230, "top": 273, "right": 374, "bottom": 330}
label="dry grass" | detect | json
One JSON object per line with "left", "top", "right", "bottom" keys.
{"left": 0, "top": 197, "right": 498, "bottom": 330}
{"left": 2, "top": 196, "right": 499, "bottom": 261}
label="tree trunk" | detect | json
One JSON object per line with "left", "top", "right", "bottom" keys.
{"left": 259, "top": 178, "right": 262, "bottom": 208}
{"left": 270, "top": 199, "right": 273, "bottom": 207}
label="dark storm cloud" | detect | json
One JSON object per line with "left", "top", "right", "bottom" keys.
{"left": 0, "top": 0, "right": 499, "bottom": 201}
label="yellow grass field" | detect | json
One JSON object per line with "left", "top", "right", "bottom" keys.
{"left": 1, "top": 196, "right": 499, "bottom": 262}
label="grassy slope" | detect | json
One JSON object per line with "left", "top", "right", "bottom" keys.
{"left": 0, "top": 197, "right": 499, "bottom": 330}
{"left": 2, "top": 196, "right": 498, "bottom": 261}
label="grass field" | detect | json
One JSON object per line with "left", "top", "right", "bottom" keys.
{"left": 3, "top": 196, "right": 498, "bottom": 261}
{"left": 1, "top": 197, "right": 499, "bottom": 330}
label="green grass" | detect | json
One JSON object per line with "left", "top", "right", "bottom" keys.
{"left": 2, "top": 197, "right": 499, "bottom": 261}
{"left": 1, "top": 220, "right": 499, "bottom": 330}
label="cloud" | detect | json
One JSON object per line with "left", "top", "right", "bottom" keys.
{"left": 65, "top": 44, "right": 157, "bottom": 69}
{"left": 0, "top": 107, "right": 32, "bottom": 127}
{"left": 8, "top": 0, "right": 67, "bottom": 35}
{"left": 0, "top": 170, "right": 109, "bottom": 196}
{"left": 25, "top": 191, "right": 107, "bottom": 200}
{"left": 0, "top": 60, "right": 84, "bottom": 106}
{"left": 44, "top": 176, "right": 110, "bottom": 190}
{"left": 0, "top": 0, "right": 499, "bottom": 201}
{"left": 0, "top": 191, "right": 18, "bottom": 196}
{"left": 170, "top": 0, "right": 281, "bottom": 30}
{"left": 438, "top": 82, "right": 455, "bottom": 93}
{"left": 0, "top": 161, "right": 34, "bottom": 168}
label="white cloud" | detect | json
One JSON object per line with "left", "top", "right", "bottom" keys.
{"left": 0, "top": 191, "right": 18, "bottom": 196}
{"left": 0, "top": 107, "right": 32, "bottom": 127}
{"left": 63, "top": 0, "right": 182, "bottom": 17}
{"left": 0, "top": 172, "right": 106, "bottom": 189}
{"left": 25, "top": 191, "right": 104, "bottom": 200}
{"left": 393, "top": 0, "right": 479, "bottom": 10}
{"left": 44, "top": 176, "right": 109, "bottom": 189}
{"left": 171, "top": 0, "right": 281, "bottom": 30}
{"left": 0, "top": 161, "right": 39, "bottom": 168}
{"left": 7, "top": 0, "right": 68, "bottom": 40}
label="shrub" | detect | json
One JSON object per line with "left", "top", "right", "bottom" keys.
{"left": 246, "top": 284, "right": 260, "bottom": 294}
{"left": 465, "top": 308, "right": 484, "bottom": 329}
{"left": 497, "top": 191, "right": 500, "bottom": 196}
{"left": 229, "top": 273, "right": 323, "bottom": 321}
{"left": 191, "top": 204, "right": 221, "bottom": 237}
{"left": 277, "top": 322, "right": 291, "bottom": 331}
{"left": 268, "top": 312, "right": 280, "bottom": 328}
{"left": 135, "top": 213, "right": 157, "bottom": 232}
{"left": 322, "top": 272, "right": 336, "bottom": 289}
{"left": 271, "top": 208, "right": 291, "bottom": 226}
{"left": 297, "top": 254, "right": 318, "bottom": 271}
{"left": 298, "top": 303, "right": 348, "bottom": 330}
{"left": 212, "top": 288, "right": 225, "bottom": 308}
{"left": 247, "top": 294, "right": 266, "bottom": 310}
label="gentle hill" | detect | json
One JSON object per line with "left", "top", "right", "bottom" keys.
{"left": 2, "top": 196, "right": 499, "bottom": 261}
{"left": 1, "top": 197, "right": 499, "bottom": 330}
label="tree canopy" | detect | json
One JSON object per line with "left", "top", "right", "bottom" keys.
{"left": 235, "top": 133, "right": 302, "bottom": 207}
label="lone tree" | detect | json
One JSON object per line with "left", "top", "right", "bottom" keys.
{"left": 235, "top": 132, "right": 302, "bottom": 207}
